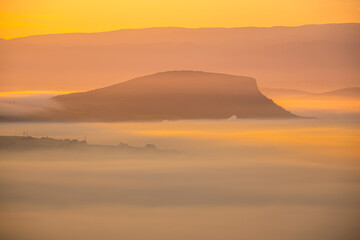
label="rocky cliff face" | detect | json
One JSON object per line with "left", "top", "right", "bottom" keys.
{"left": 52, "top": 71, "right": 297, "bottom": 121}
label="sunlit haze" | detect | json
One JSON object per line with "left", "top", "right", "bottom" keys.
{"left": 0, "top": 1, "right": 359, "bottom": 239}
{"left": 0, "top": 0, "right": 359, "bottom": 39}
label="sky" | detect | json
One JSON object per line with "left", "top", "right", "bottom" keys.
{"left": 0, "top": 0, "right": 360, "bottom": 39}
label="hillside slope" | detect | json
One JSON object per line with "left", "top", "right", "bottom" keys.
{"left": 52, "top": 71, "right": 296, "bottom": 121}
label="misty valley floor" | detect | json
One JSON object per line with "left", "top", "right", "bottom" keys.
{"left": 0, "top": 118, "right": 359, "bottom": 240}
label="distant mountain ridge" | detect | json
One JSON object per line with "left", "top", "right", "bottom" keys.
{"left": 51, "top": 71, "right": 296, "bottom": 121}
{"left": 262, "top": 87, "right": 360, "bottom": 98}
{"left": 321, "top": 87, "right": 360, "bottom": 98}
{"left": 1, "top": 23, "right": 359, "bottom": 92}
{"left": 4, "top": 23, "right": 358, "bottom": 45}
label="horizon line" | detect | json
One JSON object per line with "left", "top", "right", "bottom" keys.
{"left": 2, "top": 22, "right": 359, "bottom": 40}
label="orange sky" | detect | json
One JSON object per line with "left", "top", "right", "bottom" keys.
{"left": 1, "top": 0, "right": 359, "bottom": 39}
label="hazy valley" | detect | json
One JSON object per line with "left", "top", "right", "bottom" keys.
{"left": 0, "top": 22, "right": 359, "bottom": 240}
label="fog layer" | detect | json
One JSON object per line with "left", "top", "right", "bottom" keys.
{"left": 0, "top": 117, "right": 359, "bottom": 240}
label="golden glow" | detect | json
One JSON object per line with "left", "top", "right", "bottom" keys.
{"left": 1, "top": 0, "right": 359, "bottom": 39}
{"left": 273, "top": 97, "right": 360, "bottom": 114}
{"left": 134, "top": 127, "right": 360, "bottom": 149}
{"left": 0, "top": 91, "right": 76, "bottom": 97}
{"left": 114, "top": 120, "right": 360, "bottom": 159}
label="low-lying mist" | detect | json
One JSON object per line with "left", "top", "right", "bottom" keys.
{"left": 0, "top": 117, "right": 359, "bottom": 240}
{"left": 0, "top": 93, "right": 61, "bottom": 119}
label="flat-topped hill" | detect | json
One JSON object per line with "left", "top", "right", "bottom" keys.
{"left": 52, "top": 71, "right": 296, "bottom": 121}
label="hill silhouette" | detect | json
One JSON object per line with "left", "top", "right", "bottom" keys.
{"left": 52, "top": 71, "right": 296, "bottom": 121}
{"left": 321, "top": 87, "right": 360, "bottom": 98}
{"left": 261, "top": 87, "right": 360, "bottom": 98}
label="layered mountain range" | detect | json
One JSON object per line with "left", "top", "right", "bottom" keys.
{"left": 1, "top": 23, "right": 359, "bottom": 92}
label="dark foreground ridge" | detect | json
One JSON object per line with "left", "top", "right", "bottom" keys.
{"left": 49, "top": 71, "right": 297, "bottom": 121}
{"left": 0, "top": 136, "right": 173, "bottom": 154}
